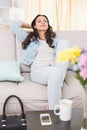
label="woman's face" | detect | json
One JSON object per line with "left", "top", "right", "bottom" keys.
{"left": 34, "top": 16, "right": 49, "bottom": 31}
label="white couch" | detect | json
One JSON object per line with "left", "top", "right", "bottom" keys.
{"left": 0, "top": 29, "right": 86, "bottom": 114}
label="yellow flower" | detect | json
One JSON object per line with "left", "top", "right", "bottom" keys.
{"left": 57, "top": 46, "right": 81, "bottom": 63}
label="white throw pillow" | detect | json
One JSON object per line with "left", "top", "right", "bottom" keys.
{"left": 0, "top": 61, "right": 24, "bottom": 82}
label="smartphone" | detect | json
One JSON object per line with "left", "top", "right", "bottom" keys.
{"left": 40, "top": 113, "right": 52, "bottom": 126}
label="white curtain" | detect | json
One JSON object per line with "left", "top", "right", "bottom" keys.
{"left": 25, "top": 0, "right": 87, "bottom": 30}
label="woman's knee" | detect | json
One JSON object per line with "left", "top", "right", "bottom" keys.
{"left": 49, "top": 67, "right": 62, "bottom": 77}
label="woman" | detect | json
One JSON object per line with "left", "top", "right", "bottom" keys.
{"left": 11, "top": 14, "right": 69, "bottom": 110}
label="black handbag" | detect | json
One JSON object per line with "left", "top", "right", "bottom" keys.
{"left": 0, "top": 95, "right": 27, "bottom": 130}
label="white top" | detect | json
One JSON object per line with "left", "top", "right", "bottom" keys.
{"left": 31, "top": 40, "right": 55, "bottom": 70}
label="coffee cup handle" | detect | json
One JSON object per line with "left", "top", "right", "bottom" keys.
{"left": 54, "top": 105, "right": 60, "bottom": 115}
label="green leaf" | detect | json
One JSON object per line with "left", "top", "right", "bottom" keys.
{"left": 75, "top": 73, "right": 87, "bottom": 86}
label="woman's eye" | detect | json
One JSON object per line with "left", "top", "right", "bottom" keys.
{"left": 44, "top": 20, "right": 47, "bottom": 23}
{"left": 38, "top": 21, "right": 41, "bottom": 23}
{"left": 37, "top": 20, "right": 47, "bottom": 23}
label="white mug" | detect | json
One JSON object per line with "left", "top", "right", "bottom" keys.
{"left": 54, "top": 99, "right": 73, "bottom": 121}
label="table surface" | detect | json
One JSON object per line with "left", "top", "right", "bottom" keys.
{"left": 26, "top": 108, "right": 83, "bottom": 130}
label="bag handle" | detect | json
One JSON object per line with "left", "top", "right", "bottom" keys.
{"left": 2, "top": 95, "right": 26, "bottom": 125}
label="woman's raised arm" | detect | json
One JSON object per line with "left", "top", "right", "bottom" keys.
{"left": 21, "top": 22, "right": 32, "bottom": 29}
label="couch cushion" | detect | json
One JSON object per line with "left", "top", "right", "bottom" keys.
{"left": 0, "top": 61, "right": 24, "bottom": 81}
{"left": 0, "top": 81, "right": 18, "bottom": 114}
{"left": 18, "top": 73, "right": 48, "bottom": 101}
{"left": 0, "top": 73, "right": 48, "bottom": 114}
{"left": 0, "top": 29, "right": 16, "bottom": 60}
{"left": 62, "top": 71, "right": 85, "bottom": 107}
{"left": 16, "top": 37, "right": 31, "bottom": 73}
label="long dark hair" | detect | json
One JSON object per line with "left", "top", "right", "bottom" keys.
{"left": 22, "top": 14, "right": 56, "bottom": 49}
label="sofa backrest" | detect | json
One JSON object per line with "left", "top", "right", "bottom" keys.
{"left": 0, "top": 29, "right": 87, "bottom": 73}
{"left": 16, "top": 30, "right": 87, "bottom": 73}
{"left": 56, "top": 31, "right": 87, "bottom": 48}
{"left": 0, "top": 29, "right": 16, "bottom": 60}
{"left": 16, "top": 36, "right": 31, "bottom": 73}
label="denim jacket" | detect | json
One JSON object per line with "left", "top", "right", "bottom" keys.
{"left": 11, "top": 22, "right": 69, "bottom": 65}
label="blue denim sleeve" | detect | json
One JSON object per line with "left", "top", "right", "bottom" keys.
{"left": 10, "top": 21, "right": 28, "bottom": 42}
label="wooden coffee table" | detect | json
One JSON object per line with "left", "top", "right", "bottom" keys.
{"left": 26, "top": 108, "right": 83, "bottom": 130}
